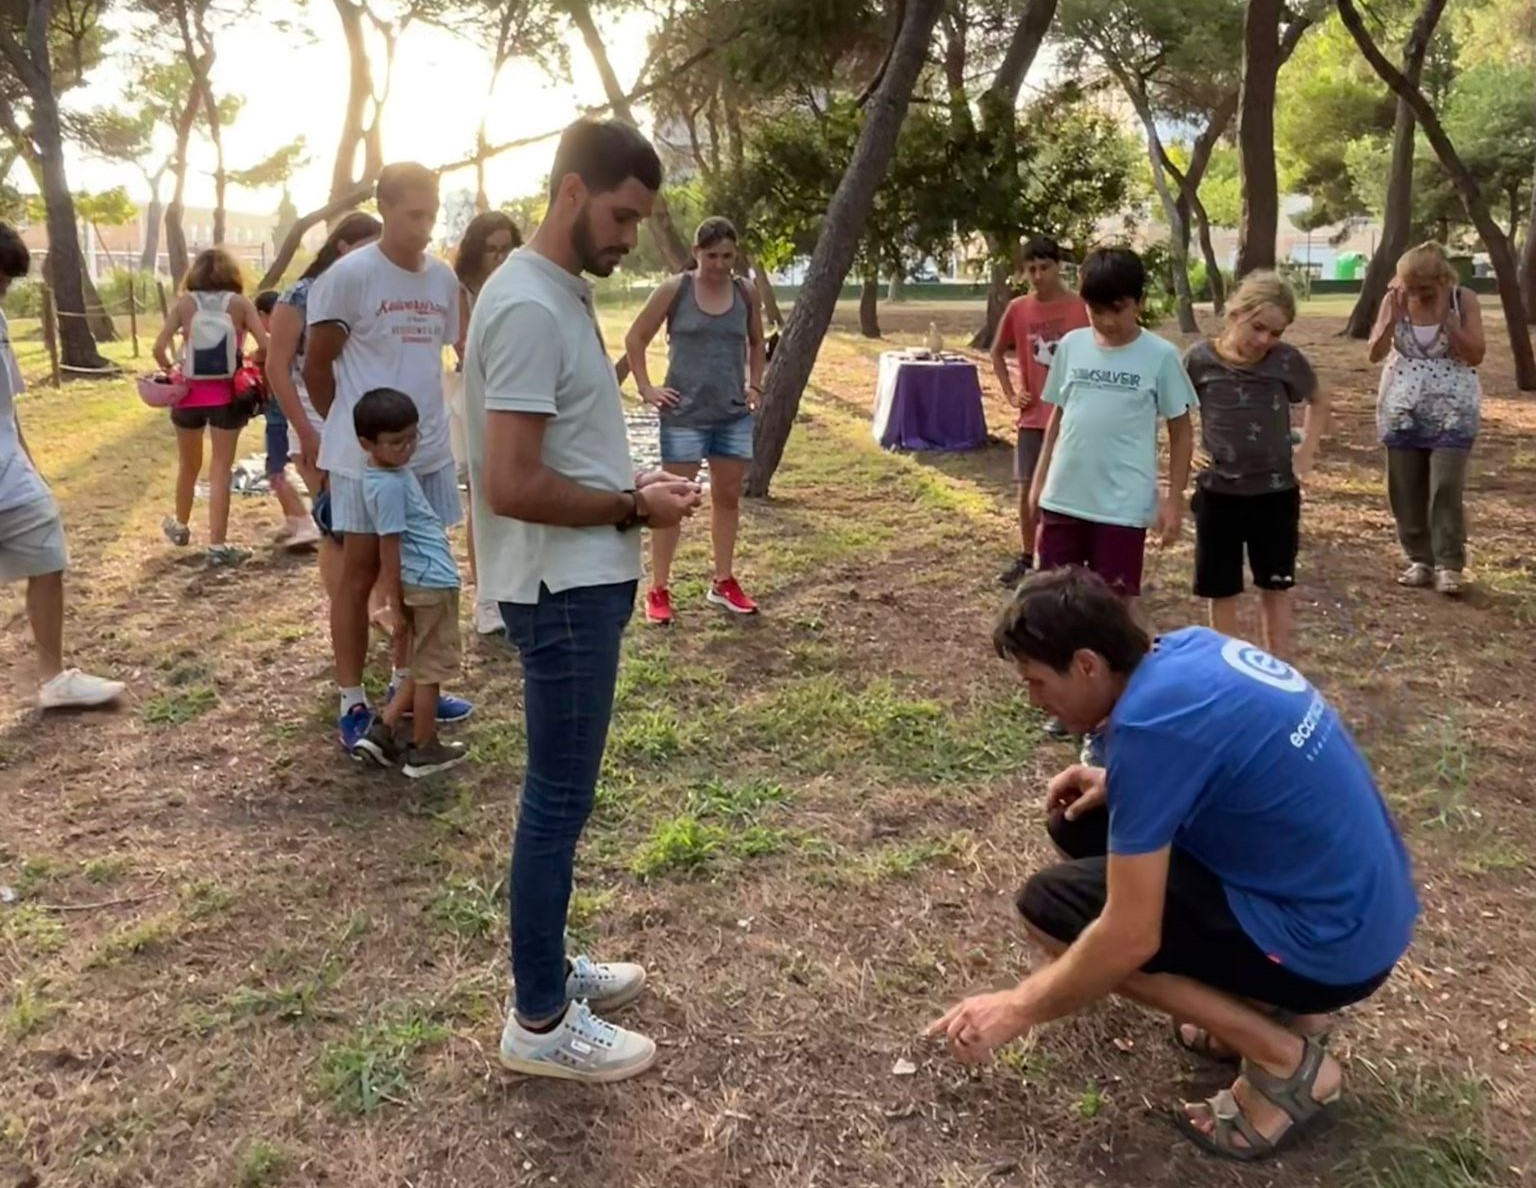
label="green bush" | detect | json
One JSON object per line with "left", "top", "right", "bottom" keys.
{"left": 2, "top": 279, "right": 43, "bottom": 319}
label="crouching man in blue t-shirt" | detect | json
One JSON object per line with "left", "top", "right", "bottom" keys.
{"left": 927, "top": 568, "right": 1418, "bottom": 1162}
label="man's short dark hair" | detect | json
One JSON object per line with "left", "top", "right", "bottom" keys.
{"left": 1078, "top": 246, "right": 1146, "bottom": 309}
{"left": 1022, "top": 236, "right": 1063, "bottom": 264}
{"left": 376, "top": 162, "right": 438, "bottom": 207}
{"left": 254, "top": 289, "right": 280, "bottom": 316}
{"left": 354, "top": 387, "right": 419, "bottom": 441}
{"left": 548, "top": 118, "right": 663, "bottom": 204}
{"left": 993, "top": 568, "right": 1150, "bottom": 675}
{"left": 0, "top": 222, "right": 31, "bottom": 279}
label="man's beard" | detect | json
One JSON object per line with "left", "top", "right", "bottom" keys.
{"left": 572, "top": 204, "right": 626, "bottom": 277}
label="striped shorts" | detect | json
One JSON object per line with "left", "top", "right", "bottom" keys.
{"left": 328, "top": 462, "right": 463, "bottom": 535}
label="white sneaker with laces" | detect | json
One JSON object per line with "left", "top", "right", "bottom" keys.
{"left": 474, "top": 597, "right": 504, "bottom": 636}
{"left": 39, "top": 668, "right": 125, "bottom": 710}
{"left": 499, "top": 1000, "right": 657, "bottom": 1083}
{"left": 566, "top": 954, "right": 647, "bottom": 1013}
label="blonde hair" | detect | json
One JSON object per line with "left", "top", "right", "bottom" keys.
{"left": 1396, "top": 241, "right": 1457, "bottom": 289}
{"left": 183, "top": 247, "right": 245, "bottom": 295}
{"left": 1226, "top": 270, "right": 1296, "bottom": 326}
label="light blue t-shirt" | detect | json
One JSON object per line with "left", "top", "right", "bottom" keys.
{"left": 1106, "top": 628, "right": 1418, "bottom": 984}
{"left": 1040, "top": 328, "right": 1195, "bottom": 528}
{"left": 361, "top": 465, "right": 460, "bottom": 590}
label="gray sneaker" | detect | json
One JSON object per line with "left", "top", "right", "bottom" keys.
{"left": 205, "top": 544, "right": 251, "bottom": 567}
{"left": 162, "top": 516, "right": 191, "bottom": 547}
{"left": 1397, "top": 562, "right": 1433, "bottom": 588}
{"left": 499, "top": 1000, "right": 657, "bottom": 1083}
{"left": 565, "top": 955, "right": 647, "bottom": 1013}
{"left": 402, "top": 739, "right": 469, "bottom": 779}
{"left": 1434, "top": 568, "right": 1464, "bottom": 597}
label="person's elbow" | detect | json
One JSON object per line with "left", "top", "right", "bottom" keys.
{"left": 1106, "top": 916, "right": 1162, "bottom": 968}
{"left": 485, "top": 467, "right": 537, "bottom": 520}
{"left": 1464, "top": 342, "right": 1487, "bottom": 367}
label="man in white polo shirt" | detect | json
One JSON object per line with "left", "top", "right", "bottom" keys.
{"left": 305, "top": 163, "right": 471, "bottom": 757}
{"left": 464, "top": 119, "right": 701, "bottom": 1083}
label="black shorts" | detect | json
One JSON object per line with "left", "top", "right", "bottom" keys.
{"left": 170, "top": 400, "right": 255, "bottom": 433}
{"left": 1192, "top": 485, "right": 1301, "bottom": 600}
{"left": 1018, "top": 808, "right": 1393, "bottom": 1015}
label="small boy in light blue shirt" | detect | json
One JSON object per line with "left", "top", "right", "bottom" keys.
{"left": 352, "top": 387, "right": 468, "bottom": 779}
{"left": 1028, "top": 247, "right": 1196, "bottom": 610}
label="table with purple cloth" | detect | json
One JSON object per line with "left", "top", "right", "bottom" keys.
{"left": 871, "top": 351, "right": 988, "bottom": 452}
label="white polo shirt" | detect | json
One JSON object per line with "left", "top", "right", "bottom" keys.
{"left": 463, "top": 247, "right": 639, "bottom": 605}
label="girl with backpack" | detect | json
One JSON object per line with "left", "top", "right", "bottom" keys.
{"left": 624, "top": 217, "right": 768, "bottom": 626}
{"left": 152, "top": 248, "right": 269, "bottom": 566}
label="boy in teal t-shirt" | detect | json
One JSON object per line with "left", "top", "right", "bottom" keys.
{"left": 1028, "top": 247, "right": 1195, "bottom": 611}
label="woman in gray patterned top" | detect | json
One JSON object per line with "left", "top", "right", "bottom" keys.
{"left": 624, "top": 217, "right": 767, "bottom": 626}
{"left": 1184, "top": 272, "right": 1331, "bottom": 661}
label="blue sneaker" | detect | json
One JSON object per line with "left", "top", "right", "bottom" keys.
{"left": 385, "top": 685, "right": 474, "bottom": 725}
{"left": 338, "top": 703, "right": 374, "bottom": 756}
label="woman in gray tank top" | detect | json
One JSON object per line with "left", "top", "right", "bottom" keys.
{"left": 624, "top": 217, "right": 767, "bottom": 625}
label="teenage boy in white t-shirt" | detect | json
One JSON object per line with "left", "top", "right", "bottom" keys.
{"left": 0, "top": 222, "right": 124, "bottom": 710}
{"left": 305, "top": 163, "right": 468, "bottom": 755}
{"left": 465, "top": 119, "right": 701, "bottom": 1084}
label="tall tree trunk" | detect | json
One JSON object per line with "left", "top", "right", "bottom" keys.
{"left": 968, "top": 0, "right": 1060, "bottom": 348}
{"left": 0, "top": 0, "right": 108, "bottom": 372}
{"left": 329, "top": 0, "right": 388, "bottom": 209}
{"left": 1338, "top": 0, "right": 1534, "bottom": 389}
{"left": 564, "top": 0, "right": 691, "bottom": 271}
{"left": 739, "top": 248, "right": 783, "bottom": 326}
{"left": 79, "top": 268, "right": 117, "bottom": 342}
{"left": 164, "top": 81, "right": 201, "bottom": 288}
{"left": 746, "top": 0, "right": 945, "bottom": 496}
{"left": 1117, "top": 76, "right": 1197, "bottom": 333}
{"left": 859, "top": 269, "right": 882, "bottom": 338}
{"left": 139, "top": 168, "right": 165, "bottom": 275}
{"left": 1236, "top": 0, "right": 1283, "bottom": 277}
{"left": 1521, "top": 151, "right": 1536, "bottom": 324}
{"left": 1344, "top": 9, "right": 1435, "bottom": 338}
{"left": 1192, "top": 200, "right": 1226, "bottom": 314}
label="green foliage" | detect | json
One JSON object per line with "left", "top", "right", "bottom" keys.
{"left": 315, "top": 1011, "right": 448, "bottom": 1114}
{"left": 26, "top": 186, "right": 137, "bottom": 228}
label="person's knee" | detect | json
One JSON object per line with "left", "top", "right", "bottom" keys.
{"left": 26, "top": 569, "right": 64, "bottom": 595}
{"left": 1015, "top": 867, "right": 1079, "bottom": 946}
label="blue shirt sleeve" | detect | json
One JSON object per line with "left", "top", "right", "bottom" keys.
{"left": 1106, "top": 724, "right": 1220, "bottom": 855}
{"left": 1154, "top": 341, "right": 1197, "bottom": 420}
{"left": 363, "top": 471, "right": 408, "bottom": 536}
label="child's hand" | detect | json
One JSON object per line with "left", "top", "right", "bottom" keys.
{"left": 1294, "top": 448, "right": 1317, "bottom": 483}
{"left": 1156, "top": 492, "right": 1184, "bottom": 546}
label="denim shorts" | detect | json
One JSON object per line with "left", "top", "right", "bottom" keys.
{"left": 264, "top": 407, "right": 290, "bottom": 477}
{"left": 659, "top": 415, "right": 754, "bottom": 464}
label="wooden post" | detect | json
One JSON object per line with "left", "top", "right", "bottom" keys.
{"left": 40, "top": 282, "right": 62, "bottom": 388}
{"left": 156, "top": 280, "right": 168, "bottom": 321}
{"left": 128, "top": 274, "right": 140, "bottom": 358}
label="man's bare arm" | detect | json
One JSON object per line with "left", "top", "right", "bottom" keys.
{"left": 303, "top": 323, "right": 347, "bottom": 420}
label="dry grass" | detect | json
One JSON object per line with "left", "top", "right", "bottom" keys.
{"left": 1, "top": 298, "right": 1533, "bottom": 1187}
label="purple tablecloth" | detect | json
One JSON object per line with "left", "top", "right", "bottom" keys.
{"left": 873, "top": 358, "right": 988, "bottom": 452}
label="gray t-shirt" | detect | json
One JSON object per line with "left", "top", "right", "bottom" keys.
{"left": 661, "top": 274, "right": 750, "bottom": 429}
{"left": 1185, "top": 340, "right": 1317, "bottom": 495}
{"left": 462, "top": 247, "right": 639, "bottom": 605}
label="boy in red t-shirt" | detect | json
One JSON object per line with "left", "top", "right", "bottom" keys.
{"left": 990, "top": 237, "right": 1091, "bottom": 587}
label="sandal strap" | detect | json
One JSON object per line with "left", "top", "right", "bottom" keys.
{"left": 1209, "top": 1088, "right": 1270, "bottom": 1154}
{"left": 1241, "top": 1035, "right": 1332, "bottom": 1127}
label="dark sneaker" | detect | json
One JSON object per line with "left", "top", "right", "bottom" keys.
{"left": 998, "top": 554, "right": 1032, "bottom": 588}
{"left": 402, "top": 739, "right": 469, "bottom": 779}
{"left": 354, "top": 719, "right": 404, "bottom": 768}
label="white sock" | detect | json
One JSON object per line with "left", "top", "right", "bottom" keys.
{"left": 391, "top": 668, "right": 410, "bottom": 687}
{"left": 339, "top": 686, "right": 367, "bottom": 715}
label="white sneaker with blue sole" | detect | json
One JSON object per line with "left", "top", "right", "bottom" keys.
{"left": 499, "top": 1000, "right": 657, "bottom": 1083}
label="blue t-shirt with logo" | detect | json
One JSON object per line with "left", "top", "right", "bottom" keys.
{"left": 1106, "top": 627, "right": 1418, "bottom": 984}
{"left": 1040, "top": 327, "right": 1196, "bottom": 528}
{"left": 360, "top": 465, "right": 460, "bottom": 590}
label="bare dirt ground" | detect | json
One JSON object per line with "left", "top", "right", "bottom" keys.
{"left": 1, "top": 299, "right": 1533, "bottom": 1188}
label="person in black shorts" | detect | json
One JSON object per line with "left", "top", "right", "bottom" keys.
{"left": 927, "top": 570, "right": 1417, "bottom": 1162}
{"left": 1183, "top": 271, "right": 1331, "bottom": 660}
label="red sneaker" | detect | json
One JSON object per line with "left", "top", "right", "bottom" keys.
{"left": 645, "top": 587, "right": 674, "bottom": 626}
{"left": 707, "top": 576, "right": 759, "bottom": 616}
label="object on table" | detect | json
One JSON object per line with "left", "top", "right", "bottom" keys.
{"left": 871, "top": 350, "right": 987, "bottom": 452}
{"left": 925, "top": 322, "right": 944, "bottom": 355}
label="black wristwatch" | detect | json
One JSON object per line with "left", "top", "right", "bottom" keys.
{"left": 616, "top": 489, "right": 649, "bottom": 532}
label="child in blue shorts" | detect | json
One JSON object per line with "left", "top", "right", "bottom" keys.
{"left": 256, "top": 290, "right": 319, "bottom": 549}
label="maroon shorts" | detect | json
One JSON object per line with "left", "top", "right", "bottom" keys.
{"left": 1037, "top": 511, "right": 1147, "bottom": 596}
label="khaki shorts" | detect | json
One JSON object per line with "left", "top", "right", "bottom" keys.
{"left": 0, "top": 495, "right": 69, "bottom": 582}
{"left": 404, "top": 585, "right": 462, "bottom": 685}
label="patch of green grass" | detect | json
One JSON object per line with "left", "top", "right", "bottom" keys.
{"left": 143, "top": 686, "right": 218, "bottom": 726}
{"left": 5, "top": 977, "right": 61, "bottom": 1039}
{"left": 315, "top": 1009, "right": 449, "bottom": 1114}
{"left": 1341, "top": 1070, "right": 1496, "bottom": 1188}
{"left": 424, "top": 876, "right": 501, "bottom": 941}
{"left": 688, "top": 777, "right": 789, "bottom": 822}
{"left": 464, "top": 719, "right": 524, "bottom": 768}
{"left": 223, "top": 962, "right": 341, "bottom": 1026}
{"left": 1076, "top": 1084, "right": 1106, "bottom": 1120}
{"left": 631, "top": 814, "right": 726, "bottom": 878}
{"left": 239, "top": 1140, "right": 287, "bottom": 1188}
{"left": 16, "top": 854, "right": 64, "bottom": 895}
{"left": 86, "top": 911, "right": 183, "bottom": 968}
{"left": 81, "top": 854, "right": 132, "bottom": 884}
{"left": 566, "top": 886, "right": 614, "bottom": 950}
{"left": 851, "top": 835, "right": 964, "bottom": 883}
{"left": 995, "top": 1038, "right": 1052, "bottom": 1082}
{"left": 0, "top": 905, "right": 66, "bottom": 955}
{"left": 182, "top": 880, "right": 234, "bottom": 919}
{"left": 607, "top": 705, "right": 706, "bottom": 767}
{"left": 1416, "top": 713, "right": 1474, "bottom": 831}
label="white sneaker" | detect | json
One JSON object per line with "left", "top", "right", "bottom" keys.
{"left": 474, "top": 597, "right": 504, "bottom": 636}
{"left": 566, "top": 954, "right": 647, "bottom": 1013}
{"left": 1397, "top": 562, "right": 1433, "bottom": 588}
{"left": 498, "top": 1000, "right": 658, "bottom": 1083}
{"left": 39, "top": 668, "right": 125, "bottom": 710}
{"left": 1434, "top": 568, "right": 1464, "bottom": 597}
{"left": 284, "top": 517, "right": 321, "bottom": 550}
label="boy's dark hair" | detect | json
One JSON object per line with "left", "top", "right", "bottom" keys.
{"left": 548, "top": 118, "right": 663, "bottom": 203}
{"left": 1078, "top": 246, "right": 1146, "bottom": 309}
{"left": 1021, "top": 236, "right": 1063, "bottom": 264}
{"left": 254, "top": 289, "right": 280, "bottom": 316}
{"left": 354, "top": 387, "right": 419, "bottom": 441}
{"left": 993, "top": 568, "right": 1150, "bottom": 675}
{"left": 377, "top": 162, "right": 438, "bottom": 207}
{"left": 0, "top": 222, "right": 30, "bottom": 279}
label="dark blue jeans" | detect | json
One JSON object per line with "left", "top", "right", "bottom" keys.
{"left": 500, "top": 580, "right": 637, "bottom": 1020}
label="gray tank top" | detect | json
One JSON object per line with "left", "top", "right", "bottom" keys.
{"left": 661, "top": 274, "right": 750, "bottom": 428}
